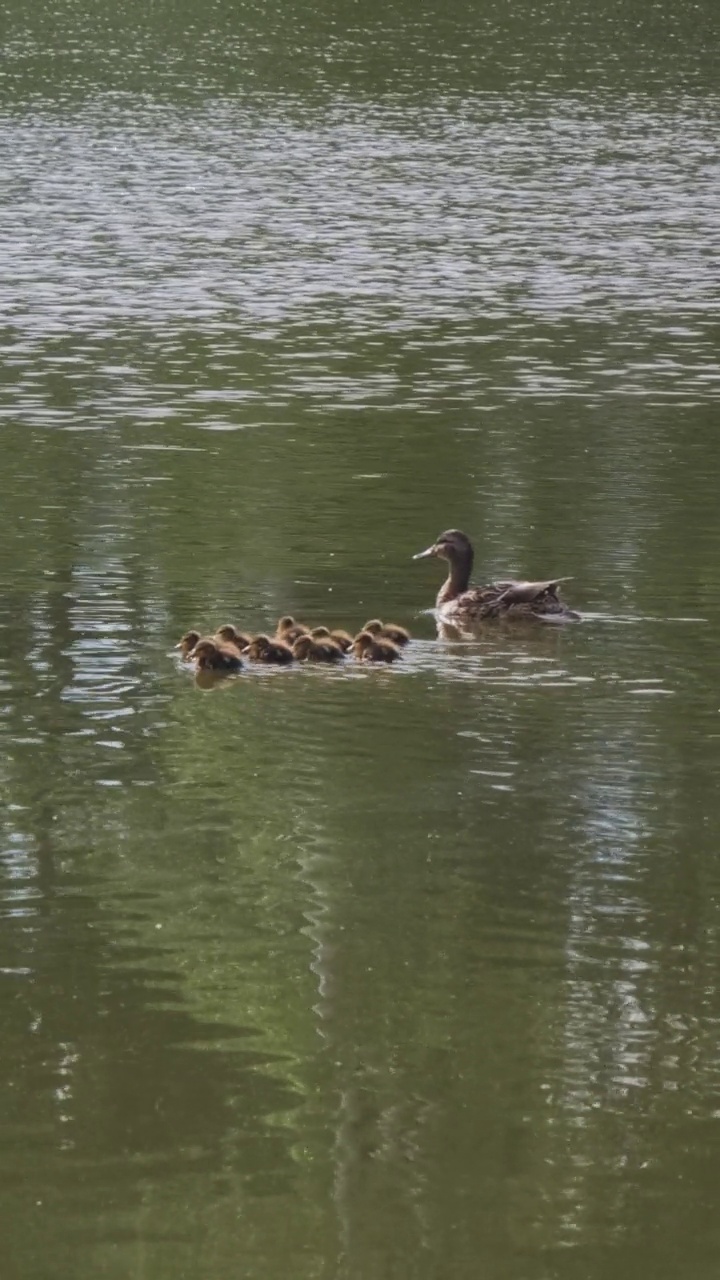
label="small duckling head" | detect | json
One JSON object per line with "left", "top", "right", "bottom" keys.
{"left": 215, "top": 624, "right": 250, "bottom": 648}
{"left": 362, "top": 619, "right": 384, "bottom": 636}
{"left": 311, "top": 626, "right": 332, "bottom": 639}
{"left": 176, "top": 629, "right": 201, "bottom": 657}
{"left": 277, "top": 616, "right": 310, "bottom": 642}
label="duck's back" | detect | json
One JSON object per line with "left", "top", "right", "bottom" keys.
{"left": 443, "top": 577, "right": 578, "bottom": 622}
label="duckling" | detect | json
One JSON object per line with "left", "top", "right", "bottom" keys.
{"left": 214, "top": 624, "right": 252, "bottom": 653}
{"left": 175, "top": 630, "right": 202, "bottom": 659}
{"left": 293, "top": 634, "right": 344, "bottom": 663}
{"left": 190, "top": 638, "right": 244, "bottom": 672}
{"left": 352, "top": 630, "right": 402, "bottom": 663}
{"left": 362, "top": 618, "right": 411, "bottom": 647}
{"left": 327, "top": 628, "right": 354, "bottom": 652}
{"left": 247, "top": 633, "right": 295, "bottom": 664}
{"left": 310, "top": 626, "right": 345, "bottom": 653}
{"left": 413, "top": 529, "right": 580, "bottom": 623}
{"left": 276, "top": 615, "right": 310, "bottom": 645}
{"left": 332, "top": 629, "right": 354, "bottom": 652}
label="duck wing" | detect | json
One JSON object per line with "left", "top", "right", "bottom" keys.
{"left": 493, "top": 577, "right": 573, "bottom": 605}
{"left": 441, "top": 578, "right": 579, "bottom": 623}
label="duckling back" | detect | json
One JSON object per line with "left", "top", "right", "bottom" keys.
{"left": 192, "top": 638, "right": 244, "bottom": 672}
{"left": 276, "top": 616, "right": 310, "bottom": 645}
{"left": 352, "top": 630, "right": 401, "bottom": 663}
{"left": 215, "top": 624, "right": 252, "bottom": 652}
{"left": 310, "top": 627, "right": 345, "bottom": 657}
{"left": 380, "top": 622, "right": 410, "bottom": 647}
{"left": 363, "top": 619, "right": 410, "bottom": 647}
{"left": 293, "top": 634, "right": 343, "bottom": 663}
{"left": 330, "top": 629, "right": 354, "bottom": 653}
{"left": 248, "top": 634, "right": 294, "bottom": 664}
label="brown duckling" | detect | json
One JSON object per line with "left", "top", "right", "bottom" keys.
{"left": 362, "top": 618, "right": 411, "bottom": 647}
{"left": 330, "top": 629, "right": 354, "bottom": 653}
{"left": 310, "top": 626, "right": 345, "bottom": 653}
{"left": 276, "top": 615, "right": 310, "bottom": 645}
{"left": 247, "top": 633, "right": 295, "bottom": 664}
{"left": 175, "top": 630, "right": 202, "bottom": 659}
{"left": 190, "top": 638, "right": 244, "bottom": 672}
{"left": 293, "top": 634, "right": 344, "bottom": 663}
{"left": 214, "top": 623, "right": 252, "bottom": 653}
{"left": 352, "top": 630, "right": 402, "bottom": 663}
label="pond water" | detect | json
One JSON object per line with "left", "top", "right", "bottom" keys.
{"left": 2, "top": 2, "right": 720, "bottom": 1277}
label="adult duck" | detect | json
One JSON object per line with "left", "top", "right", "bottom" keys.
{"left": 414, "top": 529, "right": 580, "bottom": 624}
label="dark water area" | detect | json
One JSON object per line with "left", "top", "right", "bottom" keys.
{"left": 1, "top": 2, "right": 720, "bottom": 1277}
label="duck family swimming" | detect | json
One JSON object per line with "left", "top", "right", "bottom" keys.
{"left": 174, "top": 527, "right": 579, "bottom": 678}
{"left": 414, "top": 529, "right": 579, "bottom": 624}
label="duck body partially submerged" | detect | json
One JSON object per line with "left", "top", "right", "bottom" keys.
{"left": 247, "top": 634, "right": 295, "bottom": 664}
{"left": 276, "top": 615, "right": 310, "bottom": 645}
{"left": 215, "top": 624, "right": 252, "bottom": 652}
{"left": 414, "top": 530, "right": 580, "bottom": 624}
{"left": 294, "top": 634, "right": 344, "bottom": 663}
{"left": 362, "top": 619, "right": 411, "bottom": 647}
{"left": 330, "top": 629, "right": 355, "bottom": 653}
{"left": 352, "top": 630, "right": 402, "bottom": 663}
{"left": 190, "top": 638, "right": 244, "bottom": 672}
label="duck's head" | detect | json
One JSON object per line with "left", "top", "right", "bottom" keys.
{"left": 176, "top": 629, "right": 201, "bottom": 656}
{"left": 277, "top": 615, "right": 296, "bottom": 633}
{"left": 415, "top": 529, "right": 471, "bottom": 570}
{"left": 413, "top": 529, "right": 473, "bottom": 564}
{"left": 362, "top": 619, "right": 383, "bottom": 635}
{"left": 216, "top": 624, "right": 245, "bottom": 646}
{"left": 311, "top": 626, "right": 331, "bottom": 639}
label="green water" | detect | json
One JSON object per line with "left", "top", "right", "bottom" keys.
{"left": 2, "top": 2, "right": 720, "bottom": 1277}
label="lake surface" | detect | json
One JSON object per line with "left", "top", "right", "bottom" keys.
{"left": 2, "top": 1, "right": 720, "bottom": 1277}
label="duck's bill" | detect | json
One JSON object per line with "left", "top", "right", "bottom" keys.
{"left": 413, "top": 545, "right": 436, "bottom": 560}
